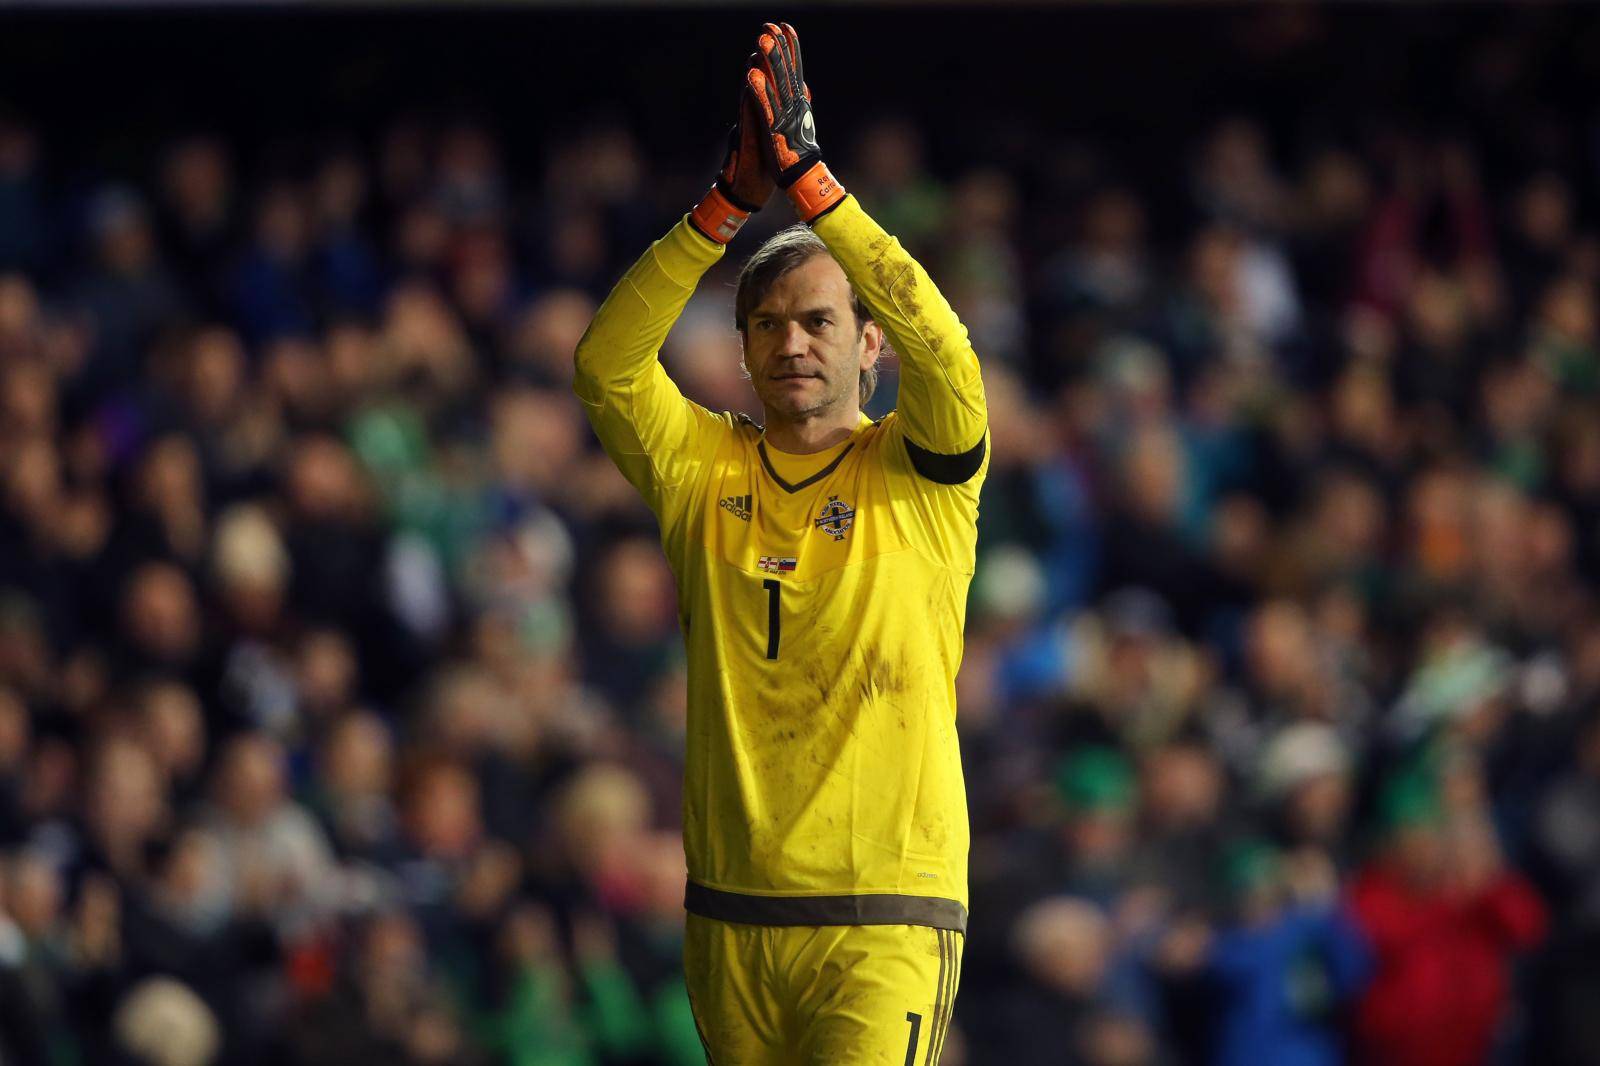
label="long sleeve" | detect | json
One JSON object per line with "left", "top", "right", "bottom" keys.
{"left": 573, "top": 219, "right": 730, "bottom": 532}
{"left": 812, "top": 195, "right": 987, "bottom": 482}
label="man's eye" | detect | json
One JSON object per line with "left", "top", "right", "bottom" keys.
{"left": 811, "top": 317, "right": 831, "bottom": 329}
{"left": 756, "top": 320, "right": 775, "bottom": 331}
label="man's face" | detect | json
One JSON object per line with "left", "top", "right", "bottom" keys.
{"left": 743, "top": 254, "right": 880, "bottom": 423}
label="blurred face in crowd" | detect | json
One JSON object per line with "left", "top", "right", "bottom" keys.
{"left": 429, "top": 666, "right": 505, "bottom": 753}
{"left": 1472, "top": 480, "right": 1532, "bottom": 583}
{"left": 5, "top": 436, "right": 61, "bottom": 528}
{"left": 1080, "top": 1014, "right": 1156, "bottom": 1066}
{"left": 361, "top": 909, "right": 427, "bottom": 987}
{"left": 214, "top": 734, "right": 287, "bottom": 828}
{"left": 140, "top": 681, "right": 206, "bottom": 784}
{"left": 138, "top": 434, "right": 203, "bottom": 517}
{"left": 1481, "top": 360, "right": 1554, "bottom": 443}
{"left": 383, "top": 283, "right": 474, "bottom": 395}
{"left": 403, "top": 760, "right": 481, "bottom": 860}
{"left": 1, "top": 361, "right": 56, "bottom": 438}
{"left": 1285, "top": 772, "right": 1353, "bottom": 846}
{"left": 741, "top": 254, "right": 882, "bottom": 431}
{"left": 97, "top": 207, "right": 156, "bottom": 276}
{"left": 296, "top": 628, "right": 359, "bottom": 720}
{"left": 1210, "top": 494, "right": 1270, "bottom": 581}
{"left": 507, "top": 289, "right": 595, "bottom": 383}
{"left": 856, "top": 119, "right": 924, "bottom": 190}
{"left": 1312, "top": 472, "right": 1387, "bottom": 570}
{"left": 1084, "top": 188, "right": 1146, "bottom": 256}
{"left": 1246, "top": 600, "right": 1317, "bottom": 702}
{"left": 186, "top": 327, "right": 246, "bottom": 425}
{"left": 86, "top": 737, "right": 166, "bottom": 853}
{"left": 287, "top": 436, "right": 367, "bottom": 523}
{"left": 121, "top": 563, "right": 201, "bottom": 666}
{"left": 255, "top": 184, "right": 308, "bottom": 262}
{"left": 0, "top": 275, "right": 40, "bottom": 358}
{"left": 1388, "top": 810, "right": 1447, "bottom": 887}
{"left": 1330, "top": 366, "right": 1397, "bottom": 456}
{"left": 1189, "top": 227, "right": 1244, "bottom": 314}
{"left": 1141, "top": 745, "right": 1222, "bottom": 832}
{"left": 1119, "top": 426, "right": 1185, "bottom": 525}
{"left": 314, "top": 151, "right": 366, "bottom": 228}
{"left": 1068, "top": 804, "right": 1134, "bottom": 870}
{"left": 212, "top": 504, "right": 289, "bottom": 634}
{"left": 549, "top": 211, "right": 607, "bottom": 281}
{"left": 1013, "top": 898, "right": 1110, "bottom": 998}
{"left": 557, "top": 763, "right": 650, "bottom": 880}
{"left": 1407, "top": 271, "right": 1470, "bottom": 353}
{"left": 1538, "top": 275, "right": 1597, "bottom": 345}
{"left": 598, "top": 538, "right": 677, "bottom": 646}
{"left": 23, "top": 737, "right": 76, "bottom": 821}
{"left": 322, "top": 711, "right": 393, "bottom": 799}
{"left": 452, "top": 230, "right": 512, "bottom": 323}
{"left": 1515, "top": 173, "right": 1573, "bottom": 251}
{"left": 263, "top": 336, "right": 332, "bottom": 422}
{"left": 395, "top": 202, "right": 451, "bottom": 274}
{"left": 324, "top": 321, "right": 379, "bottom": 401}
{"left": 153, "top": 828, "right": 230, "bottom": 921}
{"left": 1302, "top": 149, "right": 1371, "bottom": 229}
{"left": 491, "top": 388, "right": 582, "bottom": 495}
{"left": 1407, "top": 466, "right": 1472, "bottom": 578}
{"left": 669, "top": 316, "right": 759, "bottom": 416}
{"left": 0, "top": 685, "right": 27, "bottom": 773}
{"left": 163, "top": 138, "right": 231, "bottom": 229}
{"left": 7, "top": 851, "right": 61, "bottom": 938}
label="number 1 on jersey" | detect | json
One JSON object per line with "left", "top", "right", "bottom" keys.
{"left": 762, "top": 579, "right": 781, "bottom": 660}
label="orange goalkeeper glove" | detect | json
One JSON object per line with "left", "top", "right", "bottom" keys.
{"left": 689, "top": 93, "right": 777, "bottom": 245}
{"left": 744, "top": 21, "right": 846, "bottom": 223}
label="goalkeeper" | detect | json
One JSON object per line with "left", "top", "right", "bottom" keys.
{"left": 574, "top": 22, "right": 987, "bottom": 1064}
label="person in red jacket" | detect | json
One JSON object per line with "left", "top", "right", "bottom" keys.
{"left": 1348, "top": 770, "right": 1546, "bottom": 1066}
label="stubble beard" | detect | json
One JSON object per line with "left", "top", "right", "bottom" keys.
{"left": 758, "top": 367, "right": 857, "bottom": 424}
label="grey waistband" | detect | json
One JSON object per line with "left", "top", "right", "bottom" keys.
{"left": 684, "top": 881, "right": 968, "bottom": 933}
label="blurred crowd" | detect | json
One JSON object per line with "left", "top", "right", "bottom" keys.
{"left": 2, "top": 13, "right": 1600, "bottom": 1066}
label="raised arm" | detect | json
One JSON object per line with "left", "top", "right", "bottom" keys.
{"left": 573, "top": 91, "right": 777, "bottom": 529}
{"left": 573, "top": 221, "right": 723, "bottom": 526}
{"left": 745, "top": 22, "right": 987, "bottom": 486}
{"left": 814, "top": 198, "right": 988, "bottom": 480}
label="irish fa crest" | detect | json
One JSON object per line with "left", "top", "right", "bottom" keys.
{"left": 814, "top": 495, "right": 856, "bottom": 542}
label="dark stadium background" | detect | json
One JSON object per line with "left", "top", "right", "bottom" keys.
{"left": 2, "top": 3, "right": 1600, "bottom": 1065}
{"left": 8, "top": 6, "right": 1600, "bottom": 204}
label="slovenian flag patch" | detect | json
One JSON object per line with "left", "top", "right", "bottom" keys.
{"left": 757, "top": 556, "right": 798, "bottom": 573}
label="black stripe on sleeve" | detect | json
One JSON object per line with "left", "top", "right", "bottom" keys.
{"left": 904, "top": 433, "right": 986, "bottom": 485}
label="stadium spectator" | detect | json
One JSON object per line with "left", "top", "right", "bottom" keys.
{"left": 1348, "top": 772, "right": 1546, "bottom": 1066}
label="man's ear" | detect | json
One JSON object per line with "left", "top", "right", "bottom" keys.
{"left": 859, "top": 320, "right": 883, "bottom": 371}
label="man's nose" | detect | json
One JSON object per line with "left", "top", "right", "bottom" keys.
{"left": 778, "top": 321, "right": 810, "bottom": 356}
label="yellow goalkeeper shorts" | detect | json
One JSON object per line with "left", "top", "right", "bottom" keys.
{"left": 684, "top": 914, "right": 963, "bottom": 1065}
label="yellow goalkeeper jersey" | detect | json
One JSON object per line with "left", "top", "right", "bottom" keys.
{"left": 574, "top": 196, "right": 987, "bottom": 933}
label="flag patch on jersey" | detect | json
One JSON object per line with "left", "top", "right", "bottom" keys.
{"left": 757, "top": 556, "right": 797, "bottom": 572}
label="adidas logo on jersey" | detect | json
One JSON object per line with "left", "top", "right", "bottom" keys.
{"left": 720, "top": 494, "right": 753, "bottom": 521}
